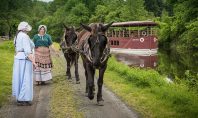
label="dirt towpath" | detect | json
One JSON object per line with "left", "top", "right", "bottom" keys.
{"left": 0, "top": 50, "right": 140, "bottom": 118}
{"left": 63, "top": 55, "right": 140, "bottom": 118}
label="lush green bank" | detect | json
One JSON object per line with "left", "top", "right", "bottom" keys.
{"left": 0, "top": 41, "right": 14, "bottom": 107}
{"left": 104, "top": 56, "right": 198, "bottom": 118}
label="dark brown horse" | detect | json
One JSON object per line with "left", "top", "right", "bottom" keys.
{"left": 60, "top": 25, "right": 80, "bottom": 84}
{"left": 78, "top": 22, "right": 113, "bottom": 105}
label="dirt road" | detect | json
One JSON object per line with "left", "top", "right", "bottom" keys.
{"left": 69, "top": 58, "right": 140, "bottom": 118}
{"left": 0, "top": 51, "right": 140, "bottom": 118}
{"left": 0, "top": 82, "right": 52, "bottom": 118}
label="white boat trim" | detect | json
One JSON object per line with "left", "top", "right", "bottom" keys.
{"left": 110, "top": 48, "right": 158, "bottom": 56}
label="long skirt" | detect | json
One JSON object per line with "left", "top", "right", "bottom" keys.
{"left": 34, "top": 47, "right": 53, "bottom": 82}
{"left": 12, "top": 59, "right": 33, "bottom": 101}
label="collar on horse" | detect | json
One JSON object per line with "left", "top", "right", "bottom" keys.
{"left": 80, "top": 33, "right": 111, "bottom": 64}
{"left": 61, "top": 35, "right": 79, "bottom": 54}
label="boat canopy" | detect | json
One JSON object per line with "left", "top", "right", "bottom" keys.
{"left": 111, "top": 21, "right": 158, "bottom": 27}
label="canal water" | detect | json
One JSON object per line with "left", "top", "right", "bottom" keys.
{"left": 112, "top": 49, "right": 198, "bottom": 81}
{"left": 113, "top": 53, "right": 157, "bottom": 69}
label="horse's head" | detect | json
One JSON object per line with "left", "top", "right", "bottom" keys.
{"left": 63, "top": 25, "right": 78, "bottom": 47}
{"left": 80, "top": 22, "right": 113, "bottom": 68}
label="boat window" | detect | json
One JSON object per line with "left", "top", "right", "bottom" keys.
{"left": 116, "top": 41, "right": 119, "bottom": 45}
{"left": 111, "top": 40, "right": 113, "bottom": 45}
{"left": 114, "top": 41, "right": 117, "bottom": 45}
{"left": 107, "top": 25, "right": 157, "bottom": 38}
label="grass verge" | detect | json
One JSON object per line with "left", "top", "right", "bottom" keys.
{"left": 0, "top": 41, "right": 14, "bottom": 107}
{"left": 49, "top": 76, "right": 84, "bottom": 118}
{"left": 49, "top": 44, "right": 84, "bottom": 118}
{"left": 104, "top": 56, "right": 198, "bottom": 118}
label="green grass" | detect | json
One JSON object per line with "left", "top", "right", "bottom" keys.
{"left": 0, "top": 41, "right": 14, "bottom": 107}
{"left": 52, "top": 42, "right": 61, "bottom": 51}
{"left": 104, "top": 56, "right": 198, "bottom": 118}
{"left": 49, "top": 76, "right": 84, "bottom": 118}
{"left": 49, "top": 46, "right": 84, "bottom": 118}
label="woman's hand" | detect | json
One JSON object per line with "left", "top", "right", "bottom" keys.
{"left": 27, "top": 54, "right": 34, "bottom": 62}
{"left": 50, "top": 44, "right": 60, "bottom": 57}
{"left": 28, "top": 54, "right": 37, "bottom": 67}
{"left": 33, "top": 62, "right": 38, "bottom": 69}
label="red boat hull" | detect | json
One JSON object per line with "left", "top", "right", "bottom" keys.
{"left": 109, "top": 36, "right": 158, "bottom": 49}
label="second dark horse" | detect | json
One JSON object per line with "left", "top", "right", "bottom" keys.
{"left": 78, "top": 22, "right": 113, "bottom": 105}
{"left": 60, "top": 25, "right": 80, "bottom": 84}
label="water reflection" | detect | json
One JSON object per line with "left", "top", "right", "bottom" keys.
{"left": 113, "top": 53, "right": 158, "bottom": 68}
{"left": 113, "top": 49, "right": 198, "bottom": 82}
{"left": 157, "top": 49, "right": 198, "bottom": 80}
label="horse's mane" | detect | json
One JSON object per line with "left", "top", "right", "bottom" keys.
{"left": 77, "top": 23, "right": 95, "bottom": 40}
{"left": 77, "top": 23, "right": 97, "bottom": 47}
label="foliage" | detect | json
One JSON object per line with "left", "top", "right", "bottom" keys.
{"left": 90, "top": 0, "right": 151, "bottom": 22}
{"left": 0, "top": 0, "right": 33, "bottom": 37}
{"left": 0, "top": 0, "right": 153, "bottom": 41}
{"left": 157, "top": 0, "right": 198, "bottom": 87}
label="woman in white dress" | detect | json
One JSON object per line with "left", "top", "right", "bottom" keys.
{"left": 12, "top": 21, "right": 37, "bottom": 106}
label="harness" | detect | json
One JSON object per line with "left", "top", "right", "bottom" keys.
{"left": 80, "top": 33, "right": 111, "bottom": 64}
{"left": 60, "top": 33, "right": 79, "bottom": 54}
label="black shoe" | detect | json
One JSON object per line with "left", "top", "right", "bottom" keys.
{"left": 36, "top": 81, "right": 41, "bottom": 86}
{"left": 17, "top": 101, "right": 26, "bottom": 106}
{"left": 25, "top": 101, "right": 32, "bottom": 106}
{"left": 41, "top": 81, "right": 46, "bottom": 85}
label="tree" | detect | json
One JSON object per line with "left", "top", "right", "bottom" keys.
{"left": 0, "top": 0, "right": 33, "bottom": 38}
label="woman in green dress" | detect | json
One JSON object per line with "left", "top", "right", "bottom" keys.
{"left": 33, "top": 25, "right": 53, "bottom": 85}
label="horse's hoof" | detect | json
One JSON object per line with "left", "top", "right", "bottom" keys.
{"left": 76, "top": 81, "right": 80, "bottom": 84}
{"left": 88, "top": 94, "right": 94, "bottom": 100}
{"left": 97, "top": 100, "right": 104, "bottom": 106}
{"left": 88, "top": 95, "right": 94, "bottom": 100}
{"left": 67, "top": 76, "right": 72, "bottom": 80}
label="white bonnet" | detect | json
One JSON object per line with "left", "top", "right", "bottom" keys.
{"left": 17, "top": 21, "right": 32, "bottom": 31}
{"left": 38, "top": 25, "right": 47, "bottom": 33}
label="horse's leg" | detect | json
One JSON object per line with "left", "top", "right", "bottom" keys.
{"left": 66, "top": 55, "right": 71, "bottom": 80}
{"left": 64, "top": 53, "right": 69, "bottom": 76}
{"left": 93, "top": 70, "right": 95, "bottom": 93}
{"left": 86, "top": 63, "right": 95, "bottom": 100}
{"left": 75, "top": 54, "right": 80, "bottom": 84}
{"left": 97, "top": 64, "right": 107, "bottom": 105}
{"left": 83, "top": 61, "right": 88, "bottom": 94}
